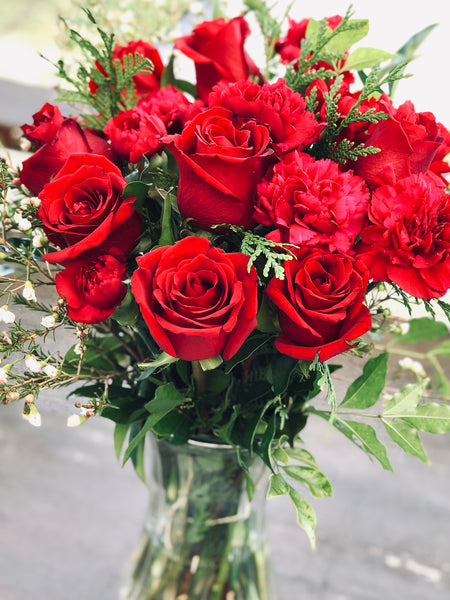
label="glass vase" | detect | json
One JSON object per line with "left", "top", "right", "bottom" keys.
{"left": 119, "top": 434, "right": 277, "bottom": 600}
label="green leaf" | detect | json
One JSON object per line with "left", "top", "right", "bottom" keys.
{"left": 112, "top": 287, "right": 139, "bottom": 325}
{"left": 144, "top": 382, "right": 188, "bottom": 416}
{"left": 429, "top": 339, "right": 450, "bottom": 358}
{"left": 223, "top": 333, "right": 270, "bottom": 373}
{"left": 270, "top": 355, "right": 298, "bottom": 395}
{"left": 285, "top": 447, "right": 324, "bottom": 470}
{"left": 267, "top": 472, "right": 290, "bottom": 498}
{"left": 339, "top": 352, "right": 388, "bottom": 409}
{"left": 400, "top": 403, "right": 450, "bottom": 434}
{"left": 122, "top": 181, "right": 151, "bottom": 211}
{"left": 258, "top": 412, "right": 277, "bottom": 468}
{"left": 333, "top": 418, "right": 393, "bottom": 471}
{"left": 394, "top": 317, "right": 448, "bottom": 344}
{"left": 434, "top": 367, "right": 450, "bottom": 399}
{"left": 131, "top": 433, "right": 146, "bottom": 482}
{"left": 199, "top": 355, "right": 223, "bottom": 371}
{"left": 138, "top": 352, "right": 178, "bottom": 370}
{"left": 288, "top": 486, "right": 317, "bottom": 549}
{"left": 122, "top": 384, "right": 188, "bottom": 465}
{"left": 113, "top": 422, "right": 130, "bottom": 461}
{"left": 158, "top": 192, "right": 175, "bottom": 246}
{"left": 383, "top": 379, "right": 429, "bottom": 415}
{"left": 122, "top": 416, "right": 153, "bottom": 466}
{"left": 382, "top": 419, "right": 430, "bottom": 464}
{"left": 344, "top": 47, "right": 395, "bottom": 71}
{"left": 395, "top": 23, "right": 438, "bottom": 64}
{"left": 306, "top": 17, "right": 369, "bottom": 55}
{"left": 272, "top": 446, "right": 289, "bottom": 466}
{"left": 283, "top": 465, "right": 333, "bottom": 498}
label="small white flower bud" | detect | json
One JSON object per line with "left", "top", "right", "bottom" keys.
{"left": 23, "top": 281, "right": 36, "bottom": 302}
{"left": 24, "top": 355, "right": 42, "bottom": 373}
{"left": 399, "top": 357, "right": 426, "bottom": 378}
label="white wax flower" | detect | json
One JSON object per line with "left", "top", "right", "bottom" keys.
{"left": 23, "top": 281, "right": 36, "bottom": 302}
{"left": 0, "top": 367, "right": 8, "bottom": 384}
{"left": 399, "top": 357, "right": 426, "bottom": 378}
{"left": 25, "top": 355, "right": 42, "bottom": 373}
{"left": 0, "top": 306, "right": 15, "bottom": 324}
{"left": 43, "top": 364, "right": 59, "bottom": 378}
{"left": 32, "top": 228, "right": 48, "bottom": 249}
{"left": 41, "top": 315, "right": 57, "bottom": 329}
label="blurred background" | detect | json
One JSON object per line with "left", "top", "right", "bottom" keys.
{"left": 0, "top": 0, "right": 448, "bottom": 145}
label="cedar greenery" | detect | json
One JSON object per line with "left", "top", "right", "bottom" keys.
{"left": 47, "top": 8, "right": 154, "bottom": 128}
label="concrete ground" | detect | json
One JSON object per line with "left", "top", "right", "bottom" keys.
{"left": 1, "top": 77, "right": 450, "bottom": 599}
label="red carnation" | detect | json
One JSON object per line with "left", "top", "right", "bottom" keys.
{"left": 104, "top": 109, "right": 166, "bottom": 164}
{"left": 208, "top": 78, "right": 322, "bottom": 155}
{"left": 255, "top": 151, "right": 370, "bottom": 253}
{"left": 355, "top": 173, "right": 450, "bottom": 300}
{"left": 55, "top": 249, "right": 127, "bottom": 324}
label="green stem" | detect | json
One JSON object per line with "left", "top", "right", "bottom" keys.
{"left": 192, "top": 360, "right": 206, "bottom": 396}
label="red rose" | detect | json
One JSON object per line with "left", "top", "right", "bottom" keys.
{"left": 104, "top": 108, "right": 166, "bottom": 163}
{"left": 164, "top": 106, "right": 274, "bottom": 230}
{"left": 89, "top": 40, "right": 164, "bottom": 98}
{"left": 255, "top": 151, "right": 370, "bottom": 253}
{"left": 174, "top": 16, "right": 261, "bottom": 101}
{"left": 131, "top": 236, "right": 258, "bottom": 361}
{"left": 21, "top": 102, "right": 65, "bottom": 148}
{"left": 20, "top": 116, "right": 116, "bottom": 196}
{"left": 208, "top": 78, "right": 322, "bottom": 155}
{"left": 37, "top": 153, "right": 141, "bottom": 264}
{"left": 352, "top": 100, "right": 449, "bottom": 189}
{"left": 266, "top": 248, "right": 371, "bottom": 361}
{"left": 55, "top": 250, "right": 127, "bottom": 324}
{"left": 355, "top": 173, "right": 450, "bottom": 300}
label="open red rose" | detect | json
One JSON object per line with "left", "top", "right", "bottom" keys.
{"left": 55, "top": 249, "right": 127, "bottom": 324}
{"left": 255, "top": 151, "right": 369, "bottom": 253}
{"left": 174, "top": 16, "right": 261, "bottom": 101}
{"left": 164, "top": 106, "right": 274, "bottom": 230}
{"left": 20, "top": 115, "right": 116, "bottom": 196}
{"left": 208, "top": 78, "right": 322, "bottom": 155}
{"left": 355, "top": 173, "right": 450, "bottom": 300}
{"left": 266, "top": 248, "right": 371, "bottom": 361}
{"left": 131, "top": 236, "right": 258, "bottom": 361}
{"left": 38, "top": 153, "right": 141, "bottom": 264}
{"left": 352, "top": 100, "right": 449, "bottom": 189}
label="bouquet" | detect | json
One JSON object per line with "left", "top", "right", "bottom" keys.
{"left": 2, "top": 1, "right": 450, "bottom": 597}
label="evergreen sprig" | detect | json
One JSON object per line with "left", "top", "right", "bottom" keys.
{"left": 285, "top": 6, "right": 357, "bottom": 95}
{"left": 228, "top": 226, "right": 296, "bottom": 280}
{"left": 244, "top": 0, "right": 293, "bottom": 78}
{"left": 48, "top": 8, "right": 154, "bottom": 129}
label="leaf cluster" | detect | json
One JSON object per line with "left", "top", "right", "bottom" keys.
{"left": 50, "top": 9, "right": 154, "bottom": 129}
